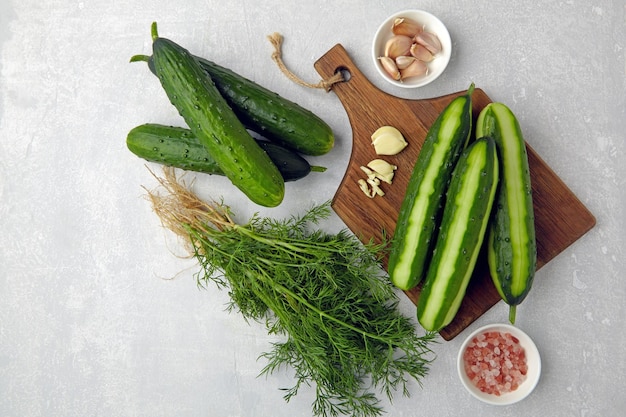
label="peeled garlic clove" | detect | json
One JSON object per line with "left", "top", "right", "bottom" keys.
{"left": 410, "top": 43, "right": 435, "bottom": 62}
{"left": 367, "top": 159, "right": 396, "bottom": 176}
{"left": 367, "top": 159, "right": 397, "bottom": 184}
{"left": 378, "top": 56, "right": 401, "bottom": 81}
{"left": 395, "top": 55, "right": 418, "bottom": 70}
{"left": 360, "top": 165, "right": 375, "bottom": 177}
{"left": 358, "top": 179, "right": 375, "bottom": 198}
{"left": 400, "top": 58, "right": 428, "bottom": 80}
{"left": 384, "top": 35, "right": 413, "bottom": 59}
{"left": 366, "top": 178, "right": 385, "bottom": 197}
{"left": 371, "top": 126, "right": 408, "bottom": 155}
{"left": 391, "top": 17, "right": 423, "bottom": 37}
{"left": 415, "top": 31, "right": 442, "bottom": 55}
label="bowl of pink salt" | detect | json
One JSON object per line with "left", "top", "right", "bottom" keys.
{"left": 457, "top": 323, "right": 541, "bottom": 405}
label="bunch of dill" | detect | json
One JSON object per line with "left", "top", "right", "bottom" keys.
{"left": 148, "top": 168, "right": 436, "bottom": 417}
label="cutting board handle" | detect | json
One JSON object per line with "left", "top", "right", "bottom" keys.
{"left": 315, "top": 44, "right": 388, "bottom": 108}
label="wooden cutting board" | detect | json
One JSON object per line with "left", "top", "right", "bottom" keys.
{"left": 314, "top": 44, "right": 596, "bottom": 340}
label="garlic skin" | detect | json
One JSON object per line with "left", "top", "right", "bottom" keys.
{"left": 415, "top": 31, "right": 442, "bottom": 55}
{"left": 400, "top": 58, "right": 428, "bottom": 80}
{"left": 384, "top": 35, "right": 413, "bottom": 59}
{"left": 371, "top": 126, "right": 408, "bottom": 156}
{"left": 410, "top": 43, "right": 434, "bottom": 62}
{"left": 395, "top": 55, "right": 418, "bottom": 70}
{"left": 378, "top": 56, "right": 401, "bottom": 80}
{"left": 391, "top": 17, "right": 423, "bottom": 38}
{"left": 378, "top": 17, "right": 446, "bottom": 83}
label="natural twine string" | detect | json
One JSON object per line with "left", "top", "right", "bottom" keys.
{"left": 267, "top": 32, "right": 343, "bottom": 92}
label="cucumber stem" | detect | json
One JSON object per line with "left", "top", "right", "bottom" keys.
{"left": 310, "top": 165, "right": 327, "bottom": 173}
{"left": 129, "top": 54, "right": 150, "bottom": 63}
{"left": 467, "top": 82, "right": 475, "bottom": 97}
{"left": 509, "top": 305, "right": 517, "bottom": 324}
{"left": 151, "top": 21, "right": 159, "bottom": 41}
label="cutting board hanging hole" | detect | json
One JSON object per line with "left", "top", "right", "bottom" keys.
{"left": 336, "top": 67, "right": 352, "bottom": 82}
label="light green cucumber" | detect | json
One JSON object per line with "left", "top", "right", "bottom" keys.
{"left": 388, "top": 84, "right": 475, "bottom": 290}
{"left": 149, "top": 22, "right": 284, "bottom": 207}
{"left": 416, "top": 137, "right": 499, "bottom": 332}
{"left": 476, "top": 102, "right": 537, "bottom": 324}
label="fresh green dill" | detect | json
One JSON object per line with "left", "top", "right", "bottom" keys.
{"left": 148, "top": 169, "right": 437, "bottom": 417}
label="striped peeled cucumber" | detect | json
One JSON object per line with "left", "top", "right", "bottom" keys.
{"left": 476, "top": 102, "right": 537, "bottom": 324}
{"left": 416, "top": 137, "right": 499, "bottom": 332}
{"left": 388, "top": 84, "right": 475, "bottom": 291}
{"left": 148, "top": 23, "right": 284, "bottom": 207}
{"left": 126, "top": 123, "right": 322, "bottom": 182}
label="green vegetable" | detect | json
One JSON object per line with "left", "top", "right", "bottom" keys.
{"left": 416, "top": 137, "right": 499, "bottom": 332}
{"left": 126, "top": 123, "right": 324, "bottom": 182}
{"left": 131, "top": 50, "right": 334, "bottom": 156}
{"left": 476, "top": 102, "right": 537, "bottom": 324}
{"left": 148, "top": 22, "right": 284, "bottom": 207}
{"left": 387, "top": 83, "right": 475, "bottom": 291}
{"left": 147, "top": 168, "right": 436, "bottom": 417}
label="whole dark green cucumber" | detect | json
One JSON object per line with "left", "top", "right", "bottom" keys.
{"left": 416, "top": 137, "right": 499, "bottom": 332}
{"left": 126, "top": 123, "right": 318, "bottom": 182}
{"left": 388, "top": 84, "right": 475, "bottom": 291}
{"left": 149, "top": 23, "right": 284, "bottom": 207}
{"left": 476, "top": 102, "right": 536, "bottom": 324}
{"left": 130, "top": 51, "right": 334, "bottom": 156}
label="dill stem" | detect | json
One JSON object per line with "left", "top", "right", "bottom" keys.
{"left": 193, "top": 224, "right": 394, "bottom": 346}
{"left": 250, "top": 268, "right": 395, "bottom": 346}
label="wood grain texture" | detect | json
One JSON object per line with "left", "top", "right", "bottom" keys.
{"left": 314, "top": 44, "right": 596, "bottom": 340}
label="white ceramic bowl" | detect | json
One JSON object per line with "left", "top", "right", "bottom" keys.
{"left": 372, "top": 9, "right": 452, "bottom": 88}
{"left": 457, "top": 323, "right": 541, "bottom": 405}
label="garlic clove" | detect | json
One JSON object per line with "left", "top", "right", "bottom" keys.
{"left": 384, "top": 35, "right": 413, "bottom": 59}
{"left": 360, "top": 165, "right": 375, "bottom": 177}
{"left": 391, "top": 17, "right": 423, "bottom": 38}
{"left": 367, "top": 159, "right": 397, "bottom": 184}
{"left": 395, "top": 55, "right": 418, "bottom": 70}
{"left": 366, "top": 178, "right": 385, "bottom": 197}
{"left": 400, "top": 58, "right": 428, "bottom": 80}
{"left": 415, "top": 31, "right": 442, "bottom": 55}
{"left": 358, "top": 179, "right": 375, "bottom": 198}
{"left": 371, "top": 125, "right": 402, "bottom": 139}
{"left": 367, "top": 159, "right": 396, "bottom": 175}
{"left": 378, "top": 56, "right": 401, "bottom": 81}
{"left": 371, "top": 126, "right": 408, "bottom": 155}
{"left": 410, "top": 43, "right": 435, "bottom": 62}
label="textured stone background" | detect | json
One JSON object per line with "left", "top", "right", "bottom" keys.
{"left": 1, "top": 1, "right": 624, "bottom": 416}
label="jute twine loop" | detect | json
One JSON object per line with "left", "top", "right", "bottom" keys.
{"left": 267, "top": 32, "right": 343, "bottom": 92}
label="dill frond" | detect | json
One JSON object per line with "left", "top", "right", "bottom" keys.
{"left": 146, "top": 168, "right": 437, "bottom": 417}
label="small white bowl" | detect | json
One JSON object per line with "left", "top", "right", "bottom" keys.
{"left": 372, "top": 9, "right": 452, "bottom": 88}
{"left": 457, "top": 323, "right": 541, "bottom": 405}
